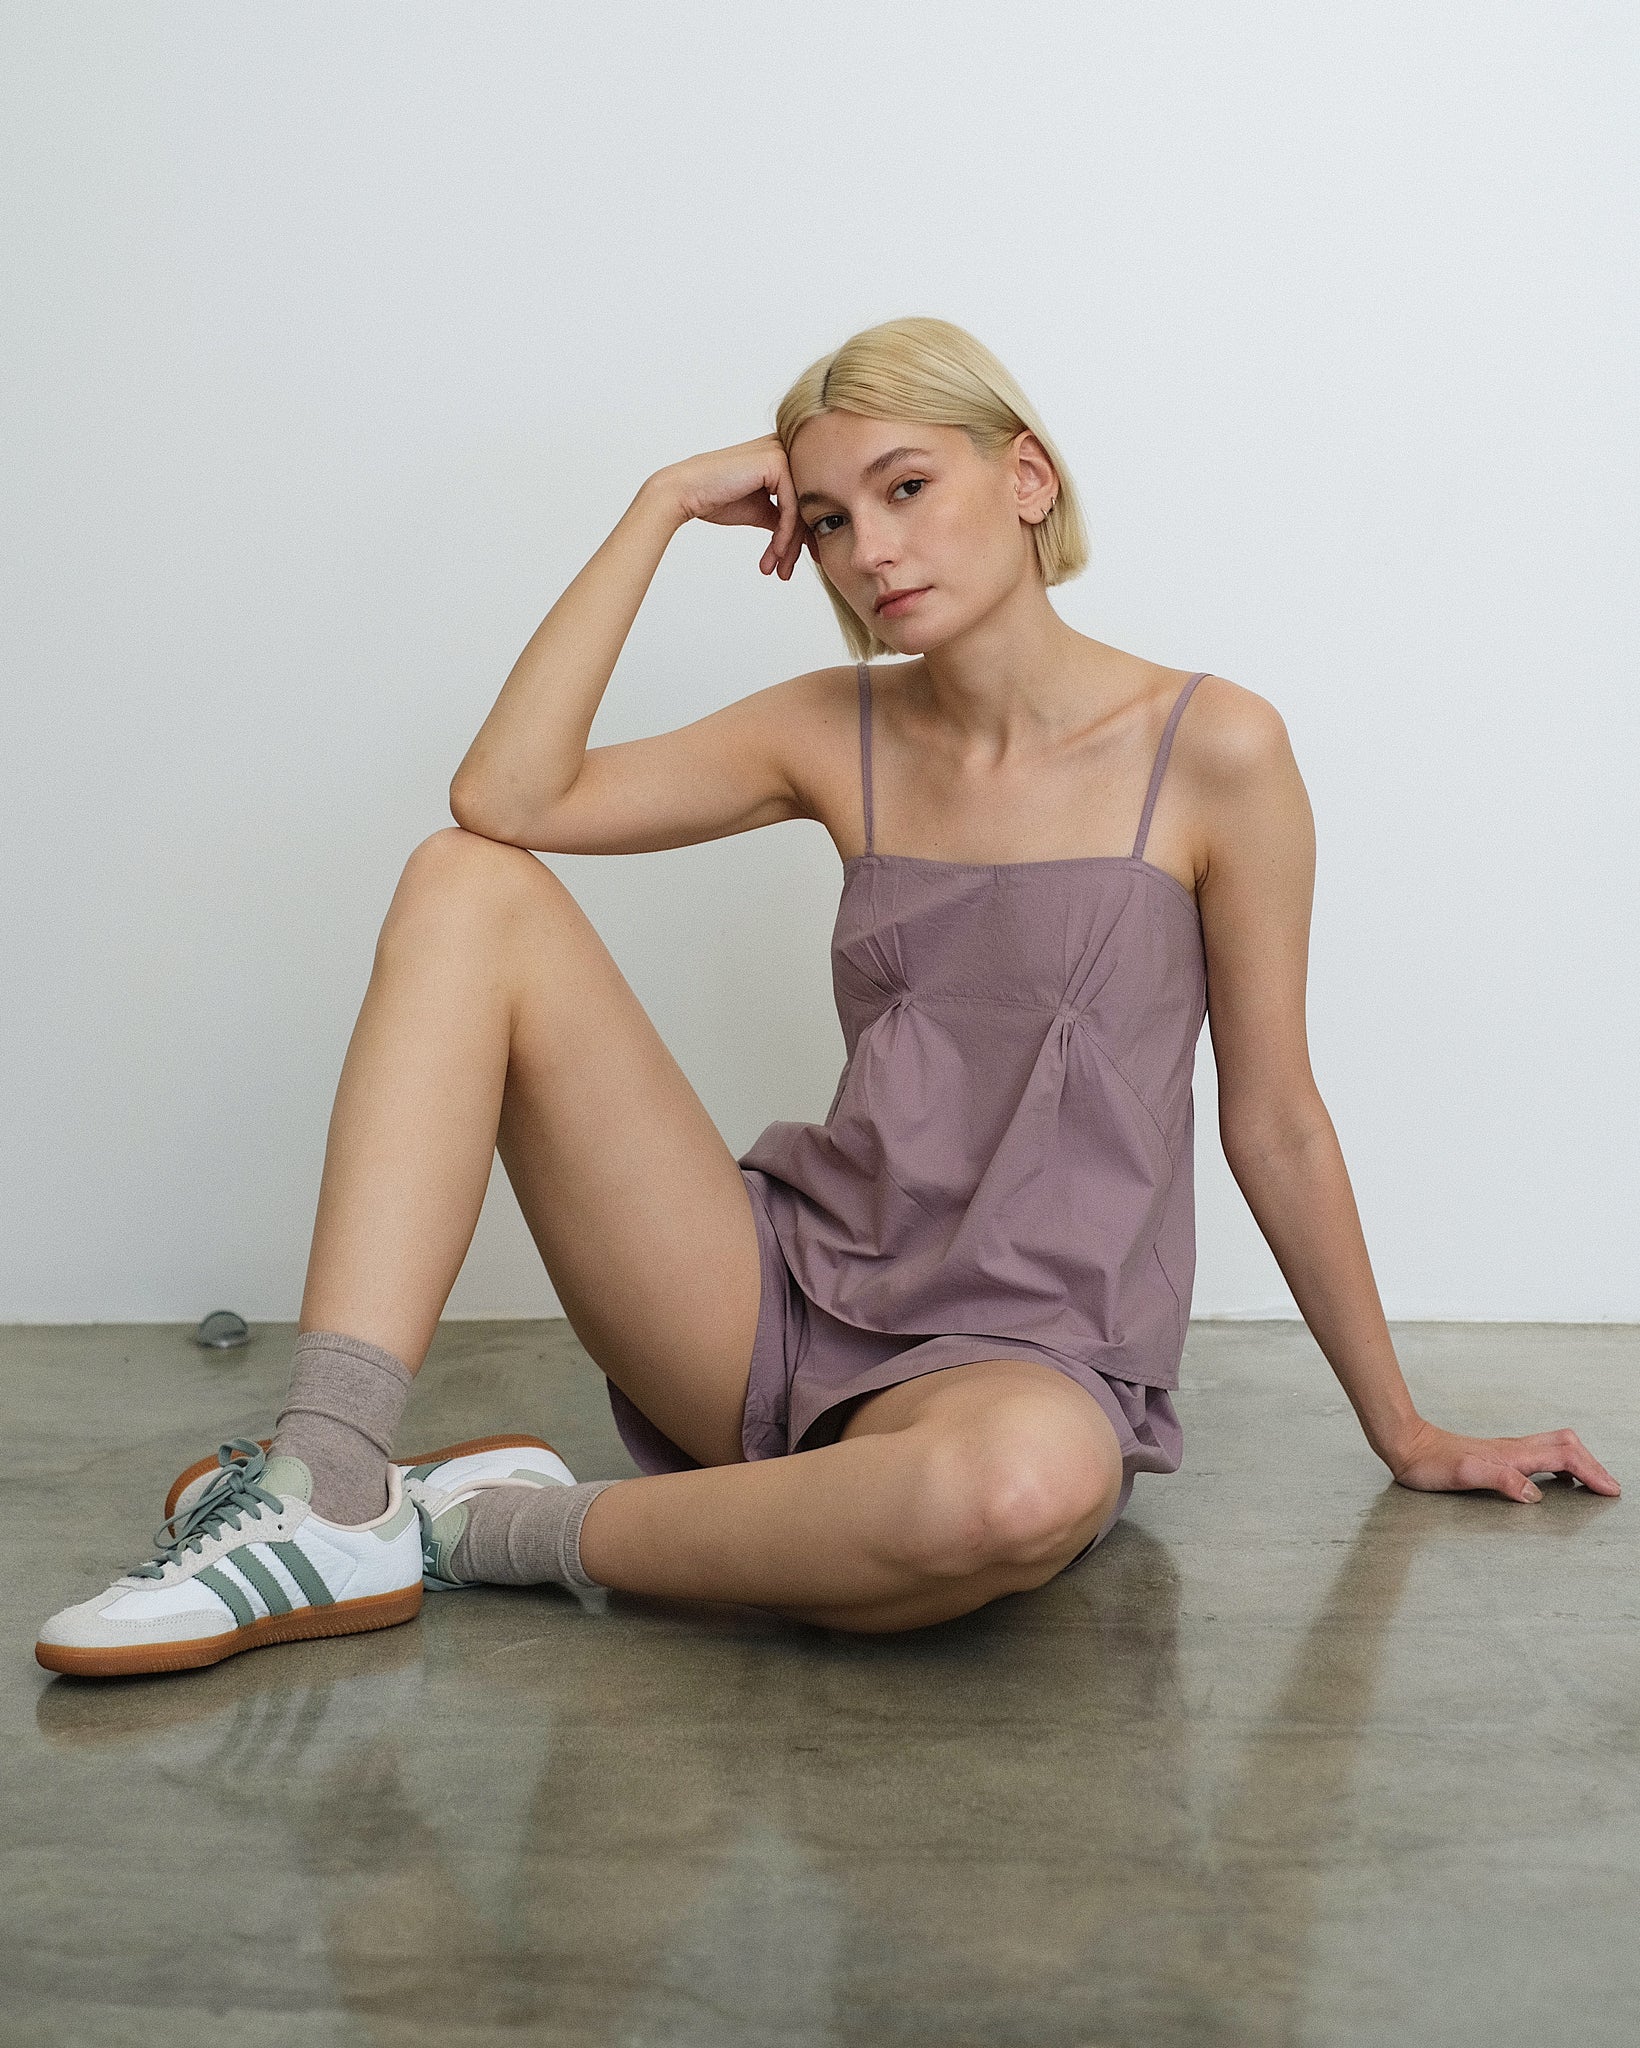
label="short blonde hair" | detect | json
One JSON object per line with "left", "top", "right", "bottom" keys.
{"left": 775, "top": 315, "right": 1089, "bottom": 660}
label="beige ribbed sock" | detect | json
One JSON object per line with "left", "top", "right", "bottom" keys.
{"left": 450, "top": 1477, "right": 618, "bottom": 1590}
{"left": 268, "top": 1329, "right": 414, "bottom": 1525}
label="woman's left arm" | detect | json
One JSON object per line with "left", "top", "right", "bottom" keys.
{"left": 1183, "top": 679, "right": 1620, "bottom": 1505}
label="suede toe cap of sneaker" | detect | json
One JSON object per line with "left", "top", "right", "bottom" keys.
{"left": 37, "top": 1591, "right": 236, "bottom": 1653}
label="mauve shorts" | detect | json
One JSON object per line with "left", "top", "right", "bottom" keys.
{"left": 606, "top": 1170, "right": 1185, "bottom": 1568}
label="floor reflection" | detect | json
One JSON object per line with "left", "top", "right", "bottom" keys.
{"left": 24, "top": 1486, "right": 1463, "bottom": 2045}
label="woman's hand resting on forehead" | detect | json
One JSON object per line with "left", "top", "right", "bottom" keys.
{"left": 650, "top": 436, "right": 816, "bottom": 581}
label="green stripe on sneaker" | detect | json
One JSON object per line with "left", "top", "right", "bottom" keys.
{"left": 225, "top": 1547, "right": 293, "bottom": 1618}
{"left": 196, "top": 1564, "right": 255, "bottom": 1628}
{"left": 268, "top": 1540, "right": 335, "bottom": 1609}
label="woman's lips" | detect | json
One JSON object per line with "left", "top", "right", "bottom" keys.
{"left": 876, "top": 587, "right": 929, "bottom": 617}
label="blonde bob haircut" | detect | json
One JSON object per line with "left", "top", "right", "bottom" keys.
{"left": 775, "top": 315, "right": 1090, "bottom": 662}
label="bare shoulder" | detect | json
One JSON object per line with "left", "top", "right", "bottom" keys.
{"left": 762, "top": 658, "right": 861, "bottom": 734}
{"left": 679, "top": 656, "right": 857, "bottom": 817}
{"left": 1174, "top": 672, "right": 1297, "bottom": 787}
{"left": 1172, "top": 674, "right": 1314, "bottom": 900}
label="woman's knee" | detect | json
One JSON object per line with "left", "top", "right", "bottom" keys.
{"left": 381, "top": 827, "right": 565, "bottom": 946}
{"left": 885, "top": 1404, "right": 1123, "bottom": 1584}
{"left": 400, "top": 824, "right": 557, "bottom": 897}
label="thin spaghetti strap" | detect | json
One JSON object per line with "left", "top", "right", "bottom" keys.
{"left": 1131, "top": 672, "right": 1208, "bottom": 860}
{"left": 856, "top": 661, "right": 875, "bottom": 855}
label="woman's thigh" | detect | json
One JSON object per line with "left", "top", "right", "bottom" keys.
{"left": 407, "top": 829, "right": 763, "bottom": 1468}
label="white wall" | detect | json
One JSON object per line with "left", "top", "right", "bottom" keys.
{"left": 3, "top": 1, "right": 1635, "bottom": 1325}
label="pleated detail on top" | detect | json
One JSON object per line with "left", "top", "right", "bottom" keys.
{"left": 738, "top": 664, "right": 1209, "bottom": 1394}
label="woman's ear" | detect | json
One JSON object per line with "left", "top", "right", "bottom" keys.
{"left": 1010, "top": 430, "right": 1057, "bottom": 517}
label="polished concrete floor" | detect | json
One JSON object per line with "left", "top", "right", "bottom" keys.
{"left": 2, "top": 1318, "right": 1635, "bottom": 2047}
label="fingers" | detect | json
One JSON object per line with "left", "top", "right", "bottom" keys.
{"left": 770, "top": 476, "right": 801, "bottom": 578}
{"left": 1447, "top": 1451, "right": 1545, "bottom": 1503}
{"left": 1391, "top": 1423, "right": 1622, "bottom": 1509}
{"left": 1501, "top": 1429, "right": 1623, "bottom": 1498}
{"left": 1442, "top": 1450, "right": 1542, "bottom": 1502}
{"left": 756, "top": 470, "right": 780, "bottom": 572}
{"left": 757, "top": 447, "right": 805, "bottom": 581}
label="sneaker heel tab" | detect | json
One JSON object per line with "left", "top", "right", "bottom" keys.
{"left": 260, "top": 1453, "right": 314, "bottom": 1504}
{"left": 355, "top": 1463, "right": 417, "bottom": 1538}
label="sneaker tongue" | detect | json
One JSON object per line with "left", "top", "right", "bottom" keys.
{"left": 259, "top": 1454, "right": 314, "bottom": 1503}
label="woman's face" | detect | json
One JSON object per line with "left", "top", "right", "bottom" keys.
{"left": 788, "top": 413, "right": 1054, "bottom": 650}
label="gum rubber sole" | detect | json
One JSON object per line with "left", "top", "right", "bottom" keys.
{"left": 162, "top": 1433, "right": 564, "bottom": 1520}
{"left": 35, "top": 1581, "right": 424, "bottom": 1679}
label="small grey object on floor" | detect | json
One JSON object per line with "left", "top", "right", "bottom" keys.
{"left": 2, "top": 1317, "right": 1635, "bottom": 2048}
{"left": 192, "top": 1309, "right": 249, "bottom": 1349}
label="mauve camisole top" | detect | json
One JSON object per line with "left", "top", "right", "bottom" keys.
{"left": 737, "top": 664, "right": 1210, "bottom": 1394}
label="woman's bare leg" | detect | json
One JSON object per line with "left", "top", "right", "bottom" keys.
{"left": 298, "top": 825, "right": 762, "bottom": 1466}
{"left": 576, "top": 1360, "right": 1127, "bottom": 1633}
{"left": 296, "top": 828, "right": 1121, "bottom": 1630}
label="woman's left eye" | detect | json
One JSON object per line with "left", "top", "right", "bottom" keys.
{"left": 893, "top": 478, "right": 925, "bottom": 502}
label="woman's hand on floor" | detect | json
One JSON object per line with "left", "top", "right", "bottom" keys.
{"left": 1384, "top": 1418, "right": 1621, "bottom": 1502}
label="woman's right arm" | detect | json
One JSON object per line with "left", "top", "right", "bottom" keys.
{"left": 449, "top": 442, "right": 814, "bottom": 852}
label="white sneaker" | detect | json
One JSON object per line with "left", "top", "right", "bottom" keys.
{"left": 400, "top": 1442, "right": 577, "bottom": 1590}
{"left": 162, "top": 1433, "right": 576, "bottom": 1592}
{"left": 35, "top": 1439, "right": 424, "bottom": 1679}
